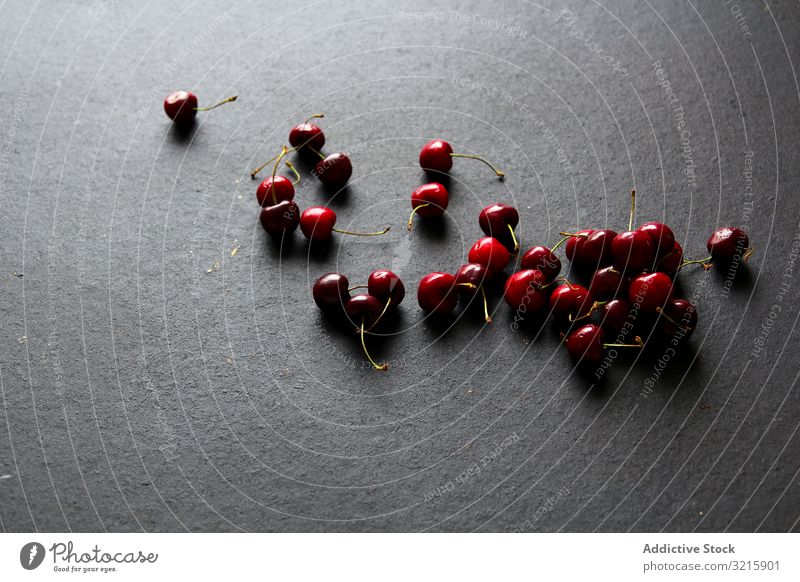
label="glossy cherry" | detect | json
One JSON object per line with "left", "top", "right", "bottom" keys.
{"left": 639, "top": 222, "right": 675, "bottom": 256}
{"left": 628, "top": 272, "right": 673, "bottom": 312}
{"left": 313, "top": 273, "right": 350, "bottom": 311}
{"left": 418, "top": 272, "right": 458, "bottom": 316}
{"left": 299, "top": 207, "right": 389, "bottom": 242}
{"left": 468, "top": 237, "right": 511, "bottom": 274}
{"left": 260, "top": 200, "right": 300, "bottom": 235}
{"left": 601, "top": 299, "right": 631, "bottom": 334}
{"left": 314, "top": 152, "right": 352, "bottom": 189}
{"left": 611, "top": 230, "right": 655, "bottom": 272}
{"left": 657, "top": 298, "right": 698, "bottom": 339}
{"left": 256, "top": 175, "right": 295, "bottom": 207}
{"left": 566, "top": 324, "right": 607, "bottom": 366}
{"left": 344, "top": 294, "right": 388, "bottom": 371}
{"left": 656, "top": 240, "right": 683, "bottom": 273}
{"left": 289, "top": 114, "right": 325, "bottom": 151}
{"left": 368, "top": 270, "right": 405, "bottom": 307}
{"left": 564, "top": 229, "right": 594, "bottom": 262}
{"left": 707, "top": 227, "right": 750, "bottom": 262}
{"left": 454, "top": 263, "right": 493, "bottom": 323}
{"left": 407, "top": 183, "right": 449, "bottom": 230}
{"left": 419, "top": 139, "right": 504, "bottom": 178}
{"left": 521, "top": 245, "right": 561, "bottom": 281}
{"left": 589, "top": 266, "right": 626, "bottom": 300}
{"left": 504, "top": 269, "right": 547, "bottom": 313}
{"left": 581, "top": 229, "right": 617, "bottom": 266}
{"left": 479, "top": 203, "right": 520, "bottom": 252}
{"left": 164, "top": 91, "right": 237, "bottom": 127}
{"left": 549, "top": 283, "right": 594, "bottom": 321}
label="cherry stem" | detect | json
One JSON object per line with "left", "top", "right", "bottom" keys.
{"left": 333, "top": 226, "right": 391, "bottom": 237}
{"left": 348, "top": 285, "right": 368, "bottom": 291}
{"left": 193, "top": 95, "right": 237, "bottom": 111}
{"left": 568, "top": 300, "right": 607, "bottom": 322}
{"left": 360, "top": 322, "right": 388, "bottom": 371}
{"left": 450, "top": 153, "right": 505, "bottom": 178}
{"left": 304, "top": 113, "right": 324, "bottom": 124}
{"left": 743, "top": 247, "right": 755, "bottom": 261}
{"left": 407, "top": 204, "right": 430, "bottom": 231}
{"left": 250, "top": 147, "right": 298, "bottom": 179}
{"left": 556, "top": 231, "right": 591, "bottom": 247}
{"left": 677, "top": 256, "right": 713, "bottom": 272}
{"left": 552, "top": 277, "right": 578, "bottom": 290}
{"left": 628, "top": 189, "right": 636, "bottom": 231}
{"left": 270, "top": 146, "right": 289, "bottom": 205}
{"left": 603, "top": 336, "right": 644, "bottom": 349}
{"left": 309, "top": 146, "right": 327, "bottom": 161}
{"left": 481, "top": 287, "right": 492, "bottom": 324}
{"left": 655, "top": 307, "right": 694, "bottom": 330}
{"left": 369, "top": 297, "right": 392, "bottom": 331}
{"left": 285, "top": 160, "right": 301, "bottom": 185}
{"left": 507, "top": 224, "right": 519, "bottom": 253}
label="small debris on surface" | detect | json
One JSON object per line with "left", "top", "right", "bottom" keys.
{"left": 699, "top": 401, "right": 712, "bottom": 410}
{"left": 207, "top": 261, "right": 220, "bottom": 274}
{"left": 230, "top": 243, "right": 240, "bottom": 257}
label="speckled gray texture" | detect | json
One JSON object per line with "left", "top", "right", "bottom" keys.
{"left": 0, "top": 0, "right": 799, "bottom": 532}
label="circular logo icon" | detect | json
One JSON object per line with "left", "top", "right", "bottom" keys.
{"left": 20, "top": 542, "right": 45, "bottom": 570}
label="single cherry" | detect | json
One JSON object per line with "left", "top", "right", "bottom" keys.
{"left": 313, "top": 273, "right": 350, "bottom": 312}
{"left": 454, "top": 263, "right": 493, "bottom": 323}
{"left": 314, "top": 152, "right": 353, "bottom": 189}
{"left": 656, "top": 240, "right": 683, "bottom": 274}
{"left": 479, "top": 203, "right": 520, "bottom": 252}
{"left": 521, "top": 245, "right": 561, "bottom": 281}
{"left": 468, "top": 237, "right": 511, "bottom": 274}
{"left": 628, "top": 272, "right": 673, "bottom": 312}
{"left": 549, "top": 283, "right": 594, "bottom": 321}
{"left": 419, "top": 139, "right": 504, "bottom": 178}
{"left": 581, "top": 229, "right": 617, "bottom": 266}
{"left": 260, "top": 200, "right": 300, "bottom": 235}
{"left": 344, "top": 294, "right": 388, "bottom": 371}
{"left": 707, "top": 227, "right": 751, "bottom": 262}
{"left": 503, "top": 270, "right": 547, "bottom": 314}
{"left": 418, "top": 272, "right": 458, "bottom": 316}
{"left": 407, "top": 183, "right": 449, "bottom": 230}
{"left": 289, "top": 113, "right": 325, "bottom": 151}
{"left": 657, "top": 298, "right": 698, "bottom": 339}
{"left": 256, "top": 175, "right": 295, "bottom": 207}
{"left": 164, "top": 91, "right": 237, "bottom": 127}
{"left": 368, "top": 270, "right": 405, "bottom": 308}
{"left": 564, "top": 229, "right": 594, "bottom": 262}
{"left": 611, "top": 230, "right": 655, "bottom": 272}
{"left": 639, "top": 222, "right": 675, "bottom": 256}
{"left": 601, "top": 299, "right": 631, "bottom": 334}
{"left": 589, "top": 266, "right": 626, "bottom": 300}
{"left": 566, "top": 324, "right": 607, "bottom": 366}
{"left": 299, "top": 206, "right": 390, "bottom": 242}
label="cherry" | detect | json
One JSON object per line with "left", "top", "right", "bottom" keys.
{"left": 468, "top": 237, "right": 511, "bottom": 274}
{"left": 260, "top": 200, "right": 300, "bottom": 235}
{"left": 164, "top": 91, "right": 237, "bottom": 127}
{"left": 313, "top": 273, "right": 350, "bottom": 311}
{"left": 454, "top": 263, "right": 493, "bottom": 323}
{"left": 368, "top": 270, "right": 405, "bottom": 307}
{"left": 566, "top": 323, "right": 643, "bottom": 366}
{"left": 549, "top": 283, "right": 594, "bottom": 321}
{"left": 299, "top": 206, "right": 389, "bottom": 242}
{"left": 521, "top": 245, "right": 561, "bottom": 281}
{"left": 601, "top": 299, "right": 631, "bottom": 334}
{"left": 628, "top": 272, "right": 673, "bottom": 312}
{"left": 256, "top": 175, "right": 295, "bottom": 207}
{"left": 589, "top": 266, "right": 626, "bottom": 300}
{"left": 639, "top": 222, "right": 675, "bottom": 256}
{"left": 417, "top": 272, "right": 458, "bottom": 316}
{"left": 564, "top": 229, "right": 594, "bottom": 262}
{"left": 611, "top": 230, "right": 654, "bottom": 272}
{"left": 344, "top": 294, "right": 388, "bottom": 371}
{"left": 657, "top": 298, "right": 698, "bottom": 339}
{"left": 503, "top": 270, "right": 547, "bottom": 313}
{"left": 407, "top": 183, "right": 449, "bottom": 230}
{"left": 581, "top": 229, "right": 617, "bottom": 266}
{"left": 314, "top": 152, "right": 353, "bottom": 189}
{"left": 479, "top": 203, "right": 520, "bottom": 252}
{"left": 656, "top": 240, "right": 683, "bottom": 273}
{"left": 419, "top": 139, "right": 504, "bottom": 178}
{"left": 289, "top": 113, "right": 325, "bottom": 151}
{"left": 707, "top": 227, "right": 750, "bottom": 262}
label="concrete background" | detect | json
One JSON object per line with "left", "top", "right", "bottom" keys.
{"left": 0, "top": 0, "right": 799, "bottom": 532}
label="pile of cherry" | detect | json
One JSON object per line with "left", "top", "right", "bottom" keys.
{"left": 164, "top": 90, "right": 753, "bottom": 372}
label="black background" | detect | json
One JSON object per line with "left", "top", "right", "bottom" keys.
{"left": 1, "top": 0, "right": 799, "bottom": 532}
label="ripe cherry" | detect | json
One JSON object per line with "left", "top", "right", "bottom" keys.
{"left": 521, "top": 245, "right": 561, "bottom": 281}
{"left": 628, "top": 272, "right": 673, "bottom": 312}
{"left": 657, "top": 298, "right": 698, "bottom": 339}
{"left": 164, "top": 91, "right": 237, "bottom": 127}
{"left": 418, "top": 272, "right": 458, "bottom": 316}
{"left": 611, "top": 230, "right": 654, "bottom": 272}
{"left": 707, "top": 227, "right": 751, "bottom": 262}
{"left": 260, "top": 200, "right": 300, "bottom": 235}
{"left": 314, "top": 152, "right": 353, "bottom": 189}
{"left": 256, "top": 175, "right": 295, "bottom": 207}
{"left": 299, "top": 206, "right": 389, "bottom": 242}
{"left": 455, "top": 263, "right": 493, "bottom": 323}
{"left": 639, "top": 222, "right": 675, "bottom": 257}
{"left": 313, "top": 273, "right": 350, "bottom": 312}
{"left": 589, "top": 266, "right": 626, "bottom": 300}
{"left": 344, "top": 294, "right": 388, "bottom": 371}
{"left": 479, "top": 203, "right": 520, "bottom": 252}
{"left": 504, "top": 269, "right": 547, "bottom": 313}
{"left": 564, "top": 229, "right": 594, "bottom": 262}
{"left": 419, "top": 139, "right": 504, "bottom": 178}
{"left": 368, "top": 270, "right": 405, "bottom": 308}
{"left": 407, "top": 183, "right": 449, "bottom": 230}
{"left": 549, "top": 283, "right": 594, "bottom": 321}
{"left": 289, "top": 113, "right": 325, "bottom": 151}
{"left": 601, "top": 298, "right": 631, "bottom": 334}
{"left": 566, "top": 323, "right": 643, "bottom": 366}
{"left": 581, "top": 229, "right": 617, "bottom": 266}
{"left": 468, "top": 237, "right": 511, "bottom": 274}
{"left": 656, "top": 240, "right": 683, "bottom": 273}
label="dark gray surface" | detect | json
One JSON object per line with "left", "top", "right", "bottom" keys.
{"left": 0, "top": 0, "right": 799, "bottom": 532}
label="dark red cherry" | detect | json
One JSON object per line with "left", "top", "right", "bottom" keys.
{"left": 300, "top": 206, "right": 337, "bottom": 241}
{"left": 565, "top": 229, "right": 594, "bottom": 262}
{"left": 657, "top": 298, "right": 698, "bottom": 339}
{"left": 314, "top": 152, "right": 352, "bottom": 188}
{"left": 419, "top": 140, "right": 453, "bottom": 173}
{"left": 454, "top": 263, "right": 491, "bottom": 296}
{"left": 312, "top": 273, "right": 350, "bottom": 311}
{"left": 566, "top": 324, "right": 606, "bottom": 366}
{"left": 628, "top": 272, "right": 673, "bottom": 312}
{"left": 479, "top": 203, "right": 520, "bottom": 251}
{"left": 611, "top": 230, "right": 655, "bottom": 272}
{"left": 368, "top": 270, "right": 405, "bottom": 306}
{"left": 164, "top": 91, "right": 198, "bottom": 126}
{"left": 549, "top": 283, "right": 593, "bottom": 320}
{"left": 417, "top": 272, "right": 458, "bottom": 315}
{"left": 656, "top": 240, "right": 683, "bottom": 273}
{"left": 256, "top": 175, "right": 295, "bottom": 207}
{"left": 260, "top": 200, "right": 300, "bottom": 235}
{"left": 589, "top": 266, "right": 626, "bottom": 300}
{"left": 601, "top": 299, "right": 631, "bottom": 334}
{"left": 468, "top": 237, "right": 511, "bottom": 274}
{"left": 289, "top": 116, "right": 325, "bottom": 151}
{"left": 521, "top": 245, "right": 561, "bottom": 281}
{"left": 408, "top": 182, "right": 449, "bottom": 229}
{"left": 581, "top": 229, "right": 617, "bottom": 266}
{"left": 503, "top": 270, "right": 546, "bottom": 312}
{"left": 707, "top": 227, "right": 750, "bottom": 262}
{"left": 639, "top": 222, "right": 675, "bottom": 256}
{"left": 344, "top": 294, "right": 384, "bottom": 330}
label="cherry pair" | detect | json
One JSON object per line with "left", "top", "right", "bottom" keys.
{"left": 417, "top": 263, "right": 493, "bottom": 323}
{"left": 164, "top": 91, "right": 237, "bottom": 127}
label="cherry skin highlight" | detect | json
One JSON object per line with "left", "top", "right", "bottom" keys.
{"left": 300, "top": 207, "right": 337, "bottom": 241}
{"left": 566, "top": 324, "right": 606, "bottom": 366}
{"left": 504, "top": 269, "right": 546, "bottom": 312}
{"left": 601, "top": 298, "right": 631, "bottom": 334}
{"left": 707, "top": 227, "right": 749, "bottom": 262}
{"left": 639, "top": 222, "right": 675, "bottom": 256}
{"left": 164, "top": 91, "right": 198, "bottom": 126}
{"left": 628, "top": 272, "right": 673, "bottom": 312}
{"left": 479, "top": 203, "right": 520, "bottom": 251}
{"left": 418, "top": 272, "right": 458, "bottom": 315}
{"left": 289, "top": 123, "right": 325, "bottom": 151}
{"left": 589, "top": 266, "right": 626, "bottom": 301}
{"left": 611, "top": 230, "right": 655, "bottom": 272}
{"left": 581, "top": 229, "right": 617, "bottom": 266}
{"left": 260, "top": 200, "right": 300, "bottom": 235}
{"left": 521, "top": 245, "right": 561, "bottom": 281}
{"left": 549, "top": 283, "right": 593, "bottom": 321}
{"left": 368, "top": 270, "right": 405, "bottom": 307}
{"left": 314, "top": 152, "right": 352, "bottom": 188}
{"left": 468, "top": 237, "right": 511, "bottom": 274}
{"left": 313, "top": 273, "right": 350, "bottom": 312}
{"left": 256, "top": 175, "right": 295, "bottom": 207}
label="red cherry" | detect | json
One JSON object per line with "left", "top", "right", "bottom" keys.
{"left": 417, "top": 272, "right": 458, "bottom": 315}
{"left": 601, "top": 299, "right": 631, "bottom": 333}
{"left": 521, "top": 245, "right": 561, "bottom": 281}
{"left": 314, "top": 152, "right": 352, "bottom": 188}
{"left": 707, "top": 227, "right": 750, "bottom": 262}
{"left": 549, "top": 283, "right": 593, "bottom": 321}
{"left": 478, "top": 203, "right": 520, "bottom": 252}
{"left": 566, "top": 324, "right": 606, "bottom": 366}
{"left": 628, "top": 272, "right": 673, "bottom": 312}
{"left": 368, "top": 270, "right": 405, "bottom": 307}
{"left": 565, "top": 229, "right": 594, "bottom": 262}
{"left": 313, "top": 273, "right": 350, "bottom": 311}
{"left": 164, "top": 91, "right": 198, "bottom": 126}
{"left": 260, "top": 200, "right": 300, "bottom": 235}
{"left": 299, "top": 206, "right": 389, "bottom": 242}
{"left": 419, "top": 139, "right": 504, "bottom": 178}
{"left": 589, "top": 266, "right": 626, "bottom": 300}
{"left": 611, "top": 230, "right": 655, "bottom": 272}
{"left": 656, "top": 240, "right": 683, "bottom": 273}
{"left": 657, "top": 298, "right": 698, "bottom": 339}
{"left": 638, "top": 222, "right": 675, "bottom": 256}
{"left": 256, "top": 175, "right": 295, "bottom": 207}
{"left": 503, "top": 270, "right": 546, "bottom": 312}
{"left": 468, "top": 237, "right": 511, "bottom": 274}
{"left": 289, "top": 114, "right": 325, "bottom": 151}
{"left": 581, "top": 229, "right": 617, "bottom": 266}
{"left": 454, "top": 263, "right": 491, "bottom": 296}
{"left": 345, "top": 294, "right": 389, "bottom": 370}
{"left": 407, "top": 183, "right": 449, "bottom": 229}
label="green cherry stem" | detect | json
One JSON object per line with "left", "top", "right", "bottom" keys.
{"left": 407, "top": 204, "right": 430, "bottom": 231}
{"left": 360, "top": 322, "right": 388, "bottom": 371}
{"left": 334, "top": 226, "right": 391, "bottom": 237}
{"left": 250, "top": 146, "right": 298, "bottom": 179}
{"left": 308, "top": 146, "right": 327, "bottom": 161}
{"left": 193, "top": 95, "right": 237, "bottom": 111}
{"left": 507, "top": 224, "right": 520, "bottom": 253}
{"left": 480, "top": 287, "right": 492, "bottom": 324}
{"left": 603, "top": 336, "right": 644, "bottom": 349}
{"left": 677, "top": 256, "right": 713, "bottom": 272}
{"left": 285, "top": 160, "right": 301, "bottom": 185}
{"left": 348, "top": 285, "right": 368, "bottom": 291}
{"left": 655, "top": 307, "right": 694, "bottom": 330}
{"left": 269, "top": 146, "right": 289, "bottom": 206}
{"left": 628, "top": 189, "right": 636, "bottom": 231}
{"left": 449, "top": 153, "right": 505, "bottom": 178}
